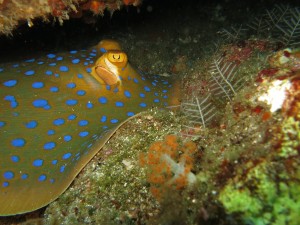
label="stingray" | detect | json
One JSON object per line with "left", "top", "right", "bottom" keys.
{"left": 0, "top": 40, "right": 180, "bottom": 215}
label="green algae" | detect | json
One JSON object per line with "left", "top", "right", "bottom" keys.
{"left": 279, "top": 117, "right": 300, "bottom": 158}
{"left": 219, "top": 161, "right": 300, "bottom": 225}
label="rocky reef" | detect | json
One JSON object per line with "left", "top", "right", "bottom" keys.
{"left": 0, "top": 0, "right": 141, "bottom": 35}
{"left": 0, "top": 0, "right": 300, "bottom": 224}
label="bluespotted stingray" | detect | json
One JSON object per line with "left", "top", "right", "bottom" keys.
{"left": 0, "top": 40, "right": 180, "bottom": 215}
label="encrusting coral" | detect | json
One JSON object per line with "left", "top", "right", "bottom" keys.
{"left": 0, "top": 0, "right": 141, "bottom": 35}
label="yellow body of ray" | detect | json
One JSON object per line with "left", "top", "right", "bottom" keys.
{"left": 0, "top": 40, "right": 181, "bottom": 215}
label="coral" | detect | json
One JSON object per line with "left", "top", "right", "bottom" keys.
{"left": 139, "top": 135, "right": 197, "bottom": 199}
{"left": 219, "top": 161, "right": 300, "bottom": 225}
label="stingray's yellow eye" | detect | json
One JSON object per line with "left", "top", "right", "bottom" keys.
{"left": 107, "top": 52, "right": 127, "bottom": 64}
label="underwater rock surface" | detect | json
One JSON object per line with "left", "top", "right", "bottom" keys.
{"left": 0, "top": 0, "right": 300, "bottom": 224}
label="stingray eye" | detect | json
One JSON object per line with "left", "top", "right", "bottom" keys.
{"left": 107, "top": 52, "right": 127, "bottom": 63}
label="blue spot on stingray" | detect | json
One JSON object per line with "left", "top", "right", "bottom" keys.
{"left": 77, "top": 90, "right": 86, "bottom": 96}
{"left": 86, "top": 102, "right": 93, "bottom": 108}
{"left": 4, "top": 95, "right": 18, "bottom": 108}
{"left": 54, "top": 73, "right": 59, "bottom": 77}
{"left": 50, "top": 178, "right": 55, "bottom": 183}
{"left": 127, "top": 112, "right": 135, "bottom": 117}
{"left": 84, "top": 62, "right": 88, "bottom": 66}
{"left": 33, "top": 159, "right": 43, "bottom": 167}
{"left": 53, "top": 118, "right": 65, "bottom": 126}
{"left": 52, "top": 160, "right": 58, "bottom": 165}
{"left": 113, "top": 87, "right": 119, "bottom": 93}
{"left": 3, "top": 171, "right": 14, "bottom": 180}
{"left": 106, "top": 85, "right": 111, "bottom": 90}
{"left": 60, "top": 165, "right": 66, "bottom": 173}
{"left": 77, "top": 74, "right": 83, "bottom": 78}
{"left": 21, "top": 174, "right": 28, "bottom": 180}
{"left": 100, "top": 115, "right": 107, "bottom": 122}
{"left": 78, "top": 120, "right": 88, "bottom": 126}
{"left": 2, "top": 182, "right": 9, "bottom": 187}
{"left": 70, "top": 50, "right": 77, "bottom": 54}
{"left": 32, "top": 82, "right": 44, "bottom": 88}
{"left": 133, "top": 78, "right": 139, "bottom": 83}
{"left": 64, "top": 135, "right": 72, "bottom": 142}
{"left": 0, "top": 68, "right": 3, "bottom": 72}
{"left": 47, "top": 129, "right": 55, "bottom": 135}
{"left": 44, "top": 142, "right": 56, "bottom": 150}
{"left": 144, "top": 86, "right": 151, "bottom": 92}
{"left": 0, "top": 121, "right": 5, "bottom": 127}
{"left": 49, "top": 62, "right": 57, "bottom": 67}
{"left": 62, "top": 153, "right": 72, "bottom": 160}
{"left": 163, "top": 95, "right": 168, "bottom": 99}
{"left": 56, "top": 56, "right": 63, "bottom": 61}
{"left": 25, "top": 58, "right": 35, "bottom": 63}
{"left": 11, "top": 156, "right": 20, "bottom": 162}
{"left": 163, "top": 89, "right": 168, "bottom": 93}
{"left": 45, "top": 70, "right": 53, "bottom": 75}
{"left": 86, "top": 68, "right": 92, "bottom": 73}
{"left": 26, "top": 120, "right": 38, "bottom": 129}
{"left": 139, "top": 93, "right": 145, "bottom": 98}
{"left": 4, "top": 95, "right": 15, "bottom": 101}
{"left": 50, "top": 86, "right": 59, "bottom": 92}
{"left": 68, "top": 114, "right": 77, "bottom": 120}
{"left": 115, "top": 101, "right": 124, "bottom": 107}
{"left": 139, "top": 102, "right": 147, "bottom": 108}
{"left": 154, "top": 99, "right": 160, "bottom": 103}
{"left": 13, "top": 64, "right": 19, "bottom": 68}
{"left": 44, "top": 105, "right": 51, "bottom": 110}
{"left": 72, "top": 58, "right": 80, "bottom": 64}
{"left": 111, "top": 119, "right": 119, "bottom": 124}
{"left": 47, "top": 53, "right": 56, "bottom": 59}
{"left": 90, "top": 52, "right": 96, "bottom": 57}
{"left": 152, "top": 81, "right": 157, "bottom": 86}
{"left": 38, "top": 174, "right": 46, "bottom": 182}
{"left": 98, "top": 96, "right": 108, "bottom": 104}
{"left": 37, "top": 61, "right": 44, "bottom": 65}
{"left": 66, "top": 99, "right": 78, "bottom": 106}
{"left": 79, "top": 131, "right": 89, "bottom": 137}
{"left": 3, "top": 80, "right": 17, "bottom": 87}
{"left": 124, "top": 90, "right": 131, "bottom": 98}
{"left": 25, "top": 70, "right": 35, "bottom": 76}
{"left": 67, "top": 82, "right": 76, "bottom": 88}
{"left": 100, "top": 47, "right": 107, "bottom": 53}
{"left": 11, "top": 138, "right": 25, "bottom": 147}
{"left": 60, "top": 66, "right": 69, "bottom": 72}
{"left": 33, "top": 99, "right": 48, "bottom": 108}
{"left": 154, "top": 92, "right": 158, "bottom": 96}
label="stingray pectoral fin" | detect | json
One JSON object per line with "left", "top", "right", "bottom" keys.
{"left": 166, "top": 77, "right": 181, "bottom": 109}
{"left": 0, "top": 128, "right": 117, "bottom": 216}
{"left": 94, "top": 66, "right": 120, "bottom": 85}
